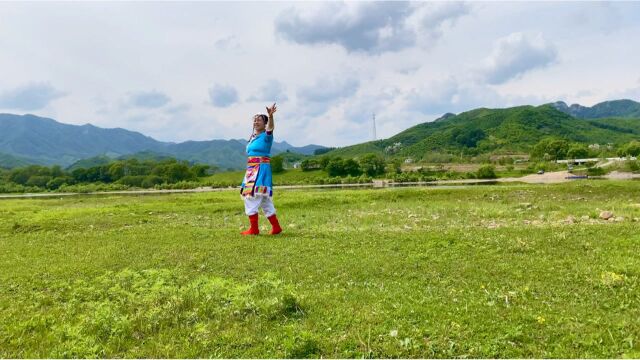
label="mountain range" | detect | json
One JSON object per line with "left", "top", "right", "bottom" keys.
{"left": 551, "top": 99, "right": 640, "bottom": 119}
{"left": 2, "top": 99, "right": 639, "bottom": 169}
{"left": 325, "top": 99, "right": 640, "bottom": 158}
{"left": 0, "top": 114, "right": 325, "bottom": 169}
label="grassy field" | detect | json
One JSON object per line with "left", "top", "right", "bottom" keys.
{"left": 1, "top": 181, "right": 639, "bottom": 357}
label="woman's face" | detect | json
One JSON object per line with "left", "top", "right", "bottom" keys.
{"left": 253, "top": 115, "right": 266, "bottom": 132}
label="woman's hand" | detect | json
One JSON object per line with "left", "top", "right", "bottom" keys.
{"left": 266, "top": 103, "right": 277, "bottom": 117}
{"left": 265, "top": 103, "right": 276, "bottom": 132}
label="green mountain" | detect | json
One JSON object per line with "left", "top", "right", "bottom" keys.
{"left": 0, "top": 113, "right": 325, "bottom": 169}
{"left": 65, "top": 155, "right": 113, "bottom": 171}
{"left": 0, "top": 152, "right": 43, "bottom": 169}
{"left": 66, "top": 152, "right": 191, "bottom": 172}
{"left": 326, "top": 104, "right": 640, "bottom": 159}
{"left": 552, "top": 99, "right": 640, "bottom": 119}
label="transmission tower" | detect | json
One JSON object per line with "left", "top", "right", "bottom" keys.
{"left": 372, "top": 113, "right": 377, "bottom": 141}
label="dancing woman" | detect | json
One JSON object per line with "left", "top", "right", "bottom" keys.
{"left": 240, "top": 103, "right": 282, "bottom": 236}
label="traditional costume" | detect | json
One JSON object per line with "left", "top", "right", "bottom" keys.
{"left": 240, "top": 130, "right": 282, "bottom": 235}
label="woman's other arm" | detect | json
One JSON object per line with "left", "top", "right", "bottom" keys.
{"left": 266, "top": 103, "right": 276, "bottom": 132}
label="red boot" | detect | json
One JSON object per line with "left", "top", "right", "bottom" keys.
{"left": 241, "top": 214, "right": 260, "bottom": 235}
{"left": 267, "top": 214, "right": 282, "bottom": 235}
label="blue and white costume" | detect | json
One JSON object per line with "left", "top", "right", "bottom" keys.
{"left": 240, "top": 130, "right": 276, "bottom": 216}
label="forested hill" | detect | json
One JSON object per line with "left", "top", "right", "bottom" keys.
{"left": 326, "top": 103, "right": 640, "bottom": 159}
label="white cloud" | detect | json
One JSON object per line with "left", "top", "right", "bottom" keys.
{"left": 0, "top": 1, "right": 638, "bottom": 147}
{"left": 480, "top": 32, "right": 558, "bottom": 84}
{"left": 404, "top": 76, "right": 510, "bottom": 116}
{"left": 126, "top": 90, "right": 171, "bottom": 109}
{"left": 296, "top": 76, "right": 360, "bottom": 117}
{"left": 208, "top": 84, "right": 239, "bottom": 108}
{"left": 0, "top": 83, "right": 66, "bottom": 111}
{"left": 247, "top": 79, "right": 288, "bottom": 103}
{"left": 275, "top": 1, "right": 469, "bottom": 55}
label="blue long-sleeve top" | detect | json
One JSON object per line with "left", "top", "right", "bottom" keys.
{"left": 246, "top": 130, "right": 273, "bottom": 157}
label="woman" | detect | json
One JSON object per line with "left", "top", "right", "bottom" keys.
{"left": 240, "top": 103, "right": 282, "bottom": 235}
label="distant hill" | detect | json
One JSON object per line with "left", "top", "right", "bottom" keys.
{"left": 0, "top": 114, "right": 160, "bottom": 166}
{"left": 117, "top": 150, "right": 177, "bottom": 162}
{"left": 65, "top": 151, "right": 178, "bottom": 171}
{"left": 65, "top": 155, "right": 113, "bottom": 171}
{"left": 0, "top": 113, "right": 326, "bottom": 169}
{"left": 326, "top": 103, "right": 640, "bottom": 159}
{"left": 0, "top": 152, "right": 43, "bottom": 169}
{"left": 552, "top": 99, "right": 640, "bottom": 119}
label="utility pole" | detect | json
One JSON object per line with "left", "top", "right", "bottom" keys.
{"left": 372, "top": 113, "right": 377, "bottom": 141}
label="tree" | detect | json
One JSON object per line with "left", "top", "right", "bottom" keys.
{"left": 152, "top": 162, "right": 194, "bottom": 183}
{"left": 326, "top": 158, "right": 346, "bottom": 177}
{"left": 314, "top": 147, "right": 335, "bottom": 155}
{"left": 300, "top": 159, "right": 320, "bottom": 171}
{"left": 386, "top": 158, "right": 403, "bottom": 174}
{"left": 117, "top": 175, "right": 145, "bottom": 187}
{"left": 566, "top": 144, "right": 589, "bottom": 159}
{"left": 26, "top": 175, "right": 52, "bottom": 188}
{"left": 47, "top": 176, "right": 73, "bottom": 190}
{"left": 84, "top": 165, "right": 112, "bottom": 183}
{"left": 342, "top": 159, "right": 361, "bottom": 176}
{"left": 9, "top": 165, "right": 53, "bottom": 185}
{"left": 50, "top": 165, "right": 64, "bottom": 178}
{"left": 358, "top": 154, "right": 385, "bottom": 176}
{"left": 8, "top": 168, "right": 30, "bottom": 185}
{"left": 618, "top": 141, "right": 640, "bottom": 157}
{"left": 271, "top": 155, "right": 284, "bottom": 173}
{"left": 190, "top": 164, "right": 211, "bottom": 177}
{"left": 531, "top": 138, "right": 569, "bottom": 160}
{"left": 108, "top": 162, "right": 126, "bottom": 180}
{"left": 452, "top": 128, "right": 486, "bottom": 148}
{"left": 141, "top": 175, "right": 164, "bottom": 188}
{"left": 319, "top": 156, "right": 334, "bottom": 170}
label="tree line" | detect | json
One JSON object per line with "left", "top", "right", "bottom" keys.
{"left": 530, "top": 138, "right": 640, "bottom": 161}
{"left": 1, "top": 158, "right": 213, "bottom": 190}
{"left": 300, "top": 153, "right": 392, "bottom": 177}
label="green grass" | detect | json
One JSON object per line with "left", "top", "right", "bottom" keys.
{"left": 1, "top": 181, "right": 640, "bottom": 357}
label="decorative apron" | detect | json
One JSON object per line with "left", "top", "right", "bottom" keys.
{"left": 240, "top": 156, "right": 272, "bottom": 197}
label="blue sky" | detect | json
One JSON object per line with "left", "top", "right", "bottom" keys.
{"left": 0, "top": 1, "right": 639, "bottom": 147}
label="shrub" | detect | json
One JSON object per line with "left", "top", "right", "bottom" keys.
{"left": 26, "top": 175, "right": 52, "bottom": 188}
{"left": 117, "top": 175, "right": 146, "bottom": 187}
{"left": 47, "top": 176, "right": 74, "bottom": 190}
{"left": 587, "top": 167, "right": 605, "bottom": 176}
{"left": 141, "top": 175, "right": 164, "bottom": 188}
{"left": 476, "top": 165, "right": 497, "bottom": 179}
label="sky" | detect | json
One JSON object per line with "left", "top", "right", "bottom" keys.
{"left": 1, "top": 1, "right": 639, "bottom": 147}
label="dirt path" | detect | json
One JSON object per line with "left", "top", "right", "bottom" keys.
{"left": 498, "top": 170, "right": 573, "bottom": 184}
{"left": 606, "top": 171, "right": 640, "bottom": 180}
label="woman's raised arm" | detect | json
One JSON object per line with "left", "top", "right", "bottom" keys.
{"left": 266, "top": 103, "right": 277, "bottom": 132}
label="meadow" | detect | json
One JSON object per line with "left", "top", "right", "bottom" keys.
{"left": 1, "top": 181, "right": 639, "bottom": 358}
